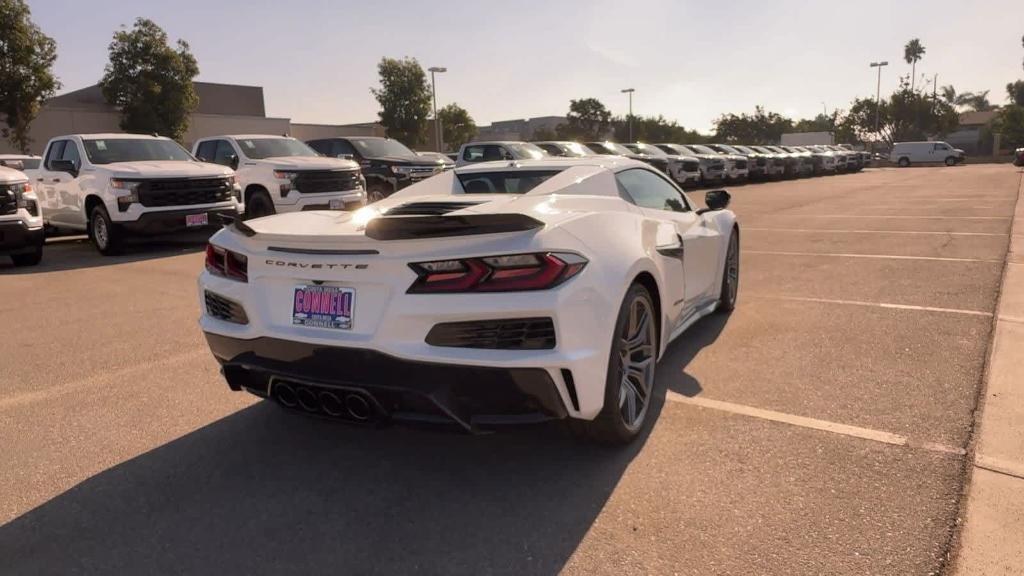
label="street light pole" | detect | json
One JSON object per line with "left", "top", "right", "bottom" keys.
{"left": 428, "top": 67, "right": 447, "bottom": 152}
{"left": 621, "top": 88, "right": 635, "bottom": 142}
{"left": 870, "top": 61, "right": 888, "bottom": 140}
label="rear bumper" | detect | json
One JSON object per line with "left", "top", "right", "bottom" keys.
{"left": 0, "top": 221, "right": 44, "bottom": 254}
{"left": 120, "top": 207, "right": 239, "bottom": 235}
{"left": 204, "top": 333, "right": 568, "bottom": 432}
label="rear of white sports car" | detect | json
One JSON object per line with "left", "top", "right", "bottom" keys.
{"left": 199, "top": 165, "right": 660, "bottom": 437}
{"left": 199, "top": 160, "right": 738, "bottom": 442}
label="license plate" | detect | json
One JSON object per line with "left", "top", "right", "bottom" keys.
{"left": 185, "top": 213, "right": 208, "bottom": 227}
{"left": 292, "top": 285, "right": 355, "bottom": 330}
{"left": 329, "top": 198, "right": 344, "bottom": 210}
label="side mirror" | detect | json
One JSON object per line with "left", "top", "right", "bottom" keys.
{"left": 337, "top": 153, "right": 354, "bottom": 160}
{"left": 51, "top": 159, "right": 78, "bottom": 177}
{"left": 227, "top": 154, "right": 239, "bottom": 170}
{"left": 699, "top": 189, "right": 731, "bottom": 214}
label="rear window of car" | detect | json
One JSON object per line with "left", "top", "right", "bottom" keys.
{"left": 457, "top": 170, "right": 562, "bottom": 194}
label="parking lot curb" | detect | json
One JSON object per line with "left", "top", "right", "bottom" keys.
{"left": 952, "top": 169, "right": 1024, "bottom": 575}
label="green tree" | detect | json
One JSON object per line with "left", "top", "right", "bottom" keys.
{"left": 839, "top": 81, "right": 958, "bottom": 144}
{"left": 436, "top": 102, "right": 476, "bottom": 151}
{"left": 994, "top": 105, "right": 1024, "bottom": 150}
{"left": 0, "top": 0, "right": 59, "bottom": 153}
{"left": 1008, "top": 80, "right": 1024, "bottom": 106}
{"left": 557, "top": 98, "right": 611, "bottom": 141}
{"left": 713, "top": 106, "right": 793, "bottom": 144}
{"left": 371, "top": 57, "right": 431, "bottom": 147}
{"left": 904, "top": 38, "right": 926, "bottom": 91}
{"left": 609, "top": 114, "right": 707, "bottom": 143}
{"left": 99, "top": 19, "right": 198, "bottom": 142}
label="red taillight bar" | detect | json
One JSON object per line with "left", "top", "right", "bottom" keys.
{"left": 206, "top": 244, "right": 248, "bottom": 282}
{"left": 407, "top": 252, "right": 586, "bottom": 294}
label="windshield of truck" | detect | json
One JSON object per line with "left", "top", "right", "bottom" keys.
{"left": 82, "top": 139, "right": 194, "bottom": 164}
{"left": 689, "top": 144, "right": 718, "bottom": 155}
{"left": 506, "top": 142, "right": 547, "bottom": 159}
{"left": 237, "top": 138, "right": 318, "bottom": 159}
{"left": 632, "top": 144, "right": 667, "bottom": 157}
{"left": 349, "top": 138, "right": 417, "bottom": 158}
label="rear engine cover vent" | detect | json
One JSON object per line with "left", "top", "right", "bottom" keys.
{"left": 386, "top": 201, "right": 482, "bottom": 216}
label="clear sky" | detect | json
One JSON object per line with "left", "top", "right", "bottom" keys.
{"left": 27, "top": 0, "right": 1024, "bottom": 132}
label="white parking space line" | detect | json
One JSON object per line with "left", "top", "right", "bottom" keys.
{"left": 666, "top": 392, "right": 966, "bottom": 456}
{"left": 745, "top": 227, "right": 1007, "bottom": 237}
{"left": 746, "top": 250, "right": 1001, "bottom": 263}
{"left": 746, "top": 294, "right": 994, "bottom": 317}
{"left": 760, "top": 215, "right": 1010, "bottom": 220}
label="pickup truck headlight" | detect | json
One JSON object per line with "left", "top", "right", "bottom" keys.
{"left": 227, "top": 175, "right": 242, "bottom": 201}
{"left": 274, "top": 171, "right": 298, "bottom": 196}
{"left": 111, "top": 179, "right": 140, "bottom": 212}
{"left": 390, "top": 165, "right": 412, "bottom": 175}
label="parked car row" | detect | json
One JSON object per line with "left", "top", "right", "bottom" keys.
{"left": 3, "top": 132, "right": 467, "bottom": 264}
{"left": 452, "top": 139, "right": 871, "bottom": 190}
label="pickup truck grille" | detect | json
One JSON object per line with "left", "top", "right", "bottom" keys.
{"left": 734, "top": 160, "right": 748, "bottom": 170}
{"left": 681, "top": 161, "right": 700, "bottom": 172}
{"left": 137, "top": 178, "right": 232, "bottom": 207}
{"left": 0, "top": 184, "right": 22, "bottom": 215}
{"left": 293, "top": 170, "right": 362, "bottom": 194}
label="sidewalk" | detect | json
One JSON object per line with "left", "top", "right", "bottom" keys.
{"left": 952, "top": 168, "right": 1024, "bottom": 575}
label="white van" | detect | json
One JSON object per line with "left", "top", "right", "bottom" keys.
{"left": 890, "top": 141, "right": 965, "bottom": 167}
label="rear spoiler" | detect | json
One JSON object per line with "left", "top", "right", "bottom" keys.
{"left": 364, "top": 213, "right": 544, "bottom": 241}
{"left": 219, "top": 213, "right": 256, "bottom": 237}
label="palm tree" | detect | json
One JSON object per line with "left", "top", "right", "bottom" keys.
{"left": 904, "top": 38, "right": 926, "bottom": 91}
{"left": 940, "top": 85, "right": 958, "bottom": 105}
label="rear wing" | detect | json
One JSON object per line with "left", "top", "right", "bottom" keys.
{"left": 364, "top": 213, "right": 544, "bottom": 241}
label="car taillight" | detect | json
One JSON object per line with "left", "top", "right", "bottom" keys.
{"left": 408, "top": 252, "right": 587, "bottom": 294}
{"left": 206, "top": 243, "right": 248, "bottom": 282}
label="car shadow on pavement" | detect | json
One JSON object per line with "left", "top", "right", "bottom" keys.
{"left": 0, "top": 233, "right": 211, "bottom": 274}
{"left": 655, "top": 311, "right": 730, "bottom": 398}
{"left": 0, "top": 401, "right": 657, "bottom": 575}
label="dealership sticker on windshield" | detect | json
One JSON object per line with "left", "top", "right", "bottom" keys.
{"left": 292, "top": 285, "right": 355, "bottom": 330}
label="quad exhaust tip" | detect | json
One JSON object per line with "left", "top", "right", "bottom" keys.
{"left": 273, "top": 381, "right": 378, "bottom": 423}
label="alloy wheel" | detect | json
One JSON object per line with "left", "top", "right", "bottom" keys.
{"left": 93, "top": 214, "right": 108, "bottom": 250}
{"left": 726, "top": 233, "right": 739, "bottom": 305}
{"left": 617, "top": 295, "right": 656, "bottom": 431}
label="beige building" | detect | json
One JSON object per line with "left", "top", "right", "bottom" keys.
{"left": 0, "top": 81, "right": 385, "bottom": 155}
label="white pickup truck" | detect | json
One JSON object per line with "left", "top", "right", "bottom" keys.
{"left": 0, "top": 165, "right": 44, "bottom": 266}
{"left": 26, "top": 133, "right": 242, "bottom": 255}
{"left": 192, "top": 135, "right": 364, "bottom": 219}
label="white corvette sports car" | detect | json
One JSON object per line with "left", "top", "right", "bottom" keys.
{"left": 199, "top": 156, "right": 739, "bottom": 443}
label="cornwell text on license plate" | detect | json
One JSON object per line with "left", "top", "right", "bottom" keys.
{"left": 292, "top": 285, "right": 355, "bottom": 330}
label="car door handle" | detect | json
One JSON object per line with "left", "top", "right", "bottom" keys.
{"left": 656, "top": 234, "right": 685, "bottom": 258}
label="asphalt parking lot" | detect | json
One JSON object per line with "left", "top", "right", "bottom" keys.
{"left": 1, "top": 165, "right": 1021, "bottom": 575}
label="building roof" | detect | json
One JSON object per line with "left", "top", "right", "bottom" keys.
{"left": 959, "top": 110, "right": 998, "bottom": 126}
{"left": 47, "top": 82, "right": 267, "bottom": 117}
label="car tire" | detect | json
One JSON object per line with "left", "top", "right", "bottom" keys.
{"left": 245, "top": 190, "right": 276, "bottom": 220}
{"left": 10, "top": 246, "right": 43, "bottom": 267}
{"left": 570, "top": 283, "right": 658, "bottom": 445}
{"left": 367, "top": 183, "right": 391, "bottom": 203}
{"left": 717, "top": 228, "right": 739, "bottom": 313}
{"left": 89, "top": 204, "right": 122, "bottom": 256}
{"left": 945, "top": 156, "right": 957, "bottom": 167}
{"left": 898, "top": 157, "right": 910, "bottom": 167}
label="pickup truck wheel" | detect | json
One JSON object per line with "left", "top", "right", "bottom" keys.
{"left": 897, "top": 157, "right": 910, "bottom": 167}
{"left": 367, "top": 184, "right": 390, "bottom": 203}
{"left": 11, "top": 247, "right": 43, "bottom": 267}
{"left": 245, "top": 191, "right": 275, "bottom": 220}
{"left": 89, "top": 205, "right": 122, "bottom": 256}
{"left": 945, "top": 156, "right": 957, "bottom": 167}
